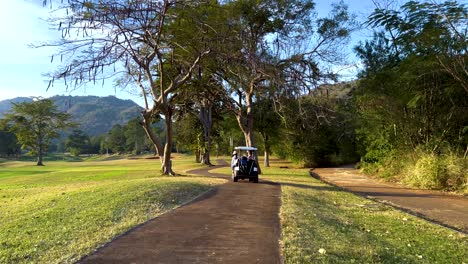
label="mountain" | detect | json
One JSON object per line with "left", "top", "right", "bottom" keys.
{"left": 0, "top": 97, "right": 33, "bottom": 114}
{"left": 0, "top": 95, "right": 142, "bottom": 136}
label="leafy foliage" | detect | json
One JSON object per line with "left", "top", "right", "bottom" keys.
{"left": 65, "top": 129, "right": 90, "bottom": 156}
{"left": 354, "top": 1, "right": 468, "bottom": 190}
{"left": 0, "top": 130, "right": 20, "bottom": 157}
{"left": 1, "top": 99, "right": 74, "bottom": 165}
{"left": 276, "top": 83, "right": 358, "bottom": 167}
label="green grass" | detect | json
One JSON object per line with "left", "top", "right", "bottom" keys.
{"left": 0, "top": 155, "right": 225, "bottom": 263}
{"left": 212, "top": 160, "right": 468, "bottom": 263}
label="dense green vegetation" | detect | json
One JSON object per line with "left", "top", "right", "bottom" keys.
{"left": 211, "top": 162, "right": 468, "bottom": 263}
{"left": 0, "top": 130, "right": 20, "bottom": 158}
{"left": 353, "top": 1, "right": 468, "bottom": 191}
{"left": 0, "top": 155, "right": 225, "bottom": 263}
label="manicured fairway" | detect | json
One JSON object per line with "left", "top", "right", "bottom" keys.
{"left": 212, "top": 161, "right": 468, "bottom": 263}
{"left": 0, "top": 156, "right": 225, "bottom": 263}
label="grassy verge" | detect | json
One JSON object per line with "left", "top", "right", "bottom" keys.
{"left": 211, "top": 159, "right": 467, "bottom": 263}
{"left": 0, "top": 154, "right": 225, "bottom": 263}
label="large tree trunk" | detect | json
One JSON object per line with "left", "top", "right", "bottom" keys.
{"left": 200, "top": 140, "right": 211, "bottom": 165}
{"left": 195, "top": 148, "right": 201, "bottom": 163}
{"left": 245, "top": 92, "right": 255, "bottom": 147}
{"left": 162, "top": 110, "right": 175, "bottom": 175}
{"left": 198, "top": 103, "right": 213, "bottom": 165}
{"left": 37, "top": 146, "right": 44, "bottom": 166}
{"left": 236, "top": 92, "right": 255, "bottom": 147}
{"left": 264, "top": 150, "right": 270, "bottom": 167}
{"left": 263, "top": 134, "right": 270, "bottom": 167}
{"left": 36, "top": 135, "right": 44, "bottom": 166}
{"left": 238, "top": 129, "right": 255, "bottom": 147}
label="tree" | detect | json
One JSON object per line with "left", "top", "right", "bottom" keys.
{"left": 176, "top": 70, "right": 226, "bottom": 165}
{"left": 65, "top": 129, "right": 90, "bottom": 156}
{"left": 366, "top": 0, "right": 468, "bottom": 93}
{"left": 352, "top": 1, "right": 468, "bottom": 189}
{"left": 253, "top": 97, "right": 282, "bottom": 167}
{"left": 123, "top": 117, "right": 147, "bottom": 154}
{"left": 274, "top": 83, "right": 358, "bottom": 167}
{"left": 38, "top": 0, "right": 213, "bottom": 174}
{"left": 355, "top": 1, "right": 468, "bottom": 156}
{"left": 174, "top": 112, "right": 204, "bottom": 161}
{"left": 107, "top": 124, "right": 127, "bottom": 154}
{"left": 0, "top": 130, "right": 21, "bottom": 158}
{"left": 1, "top": 98, "right": 74, "bottom": 165}
{"left": 217, "top": 0, "right": 355, "bottom": 148}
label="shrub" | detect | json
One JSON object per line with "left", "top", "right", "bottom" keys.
{"left": 404, "top": 152, "right": 467, "bottom": 192}
{"left": 361, "top": 148, "right": 467, "bottom": 193}
{"left": 404, "top": 154, "right": 447, "bottom": 189}
{"left": 443, "top": 153, "right": 468, "bottom": 192}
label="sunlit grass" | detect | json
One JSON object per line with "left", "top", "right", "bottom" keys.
{"left": 212, "top": 159, "right": 468, "bottom": 263}
{"left": 0, "top": 154, "right": 225, "bottom": 263}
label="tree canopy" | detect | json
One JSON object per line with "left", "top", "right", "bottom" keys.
{"left": 1, "top": 98, "right": 74, "bottom": 165}
{"left": 353, "top": 0, "right": 467, "bottom": 190}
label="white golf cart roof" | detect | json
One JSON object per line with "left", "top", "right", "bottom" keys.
{"left": 234, "top": 146, "right": 258, "bottom": 151}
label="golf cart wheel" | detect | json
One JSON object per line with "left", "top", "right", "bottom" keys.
{"left": 233, "top": 176, "right": 238, "bottom": 182}
{"left": 253, "top": 177, "right": 258, "bottom": 183}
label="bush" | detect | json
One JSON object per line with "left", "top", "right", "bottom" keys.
{"left": 404, "top": 154, "right": 447, "bottom": 189}
{"left": 360, "top": 150, "right": 406, "bottom": 180}
{"left": 442, "top": 153, "right": 468, "bottom": 192}
{"left": 404, "top": 152, "right": 467, "bottom": 192}
{"left": 361, "top": 149, "right": 467, "bottom": 193}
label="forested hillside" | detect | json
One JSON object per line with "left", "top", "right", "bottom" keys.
{"left": 0, "top": 95, "right": 142, "bottom": 135}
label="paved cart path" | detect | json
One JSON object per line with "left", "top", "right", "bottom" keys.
{"left": 312, "top": 167, "right": 468, "bottom": 233}
{"left": 79, "top": 160, "right": 282, "bottom": 264}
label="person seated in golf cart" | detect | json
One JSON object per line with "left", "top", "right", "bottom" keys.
{"left": 246, "top": 150, "right": 255, "bottom": 160}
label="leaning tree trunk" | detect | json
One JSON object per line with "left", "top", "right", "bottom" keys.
{"left": 235, "top": 108, "right": 255, "bottom": 147}
{"left": 245, "top": 92, "right": 255, "bottom": 147}
{"left": 162, "top": 109, "right": 175, "bottom": 175}
{"left": 140, "top": 114, "right": 164, "bottom": 157}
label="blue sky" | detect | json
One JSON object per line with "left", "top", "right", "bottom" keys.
{"left": 0, "top": 0, "right": 378, "bottom": 106}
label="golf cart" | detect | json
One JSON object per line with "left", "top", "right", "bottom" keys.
{"left": 232, "top": 146, "right": 259, "bottom": 183}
